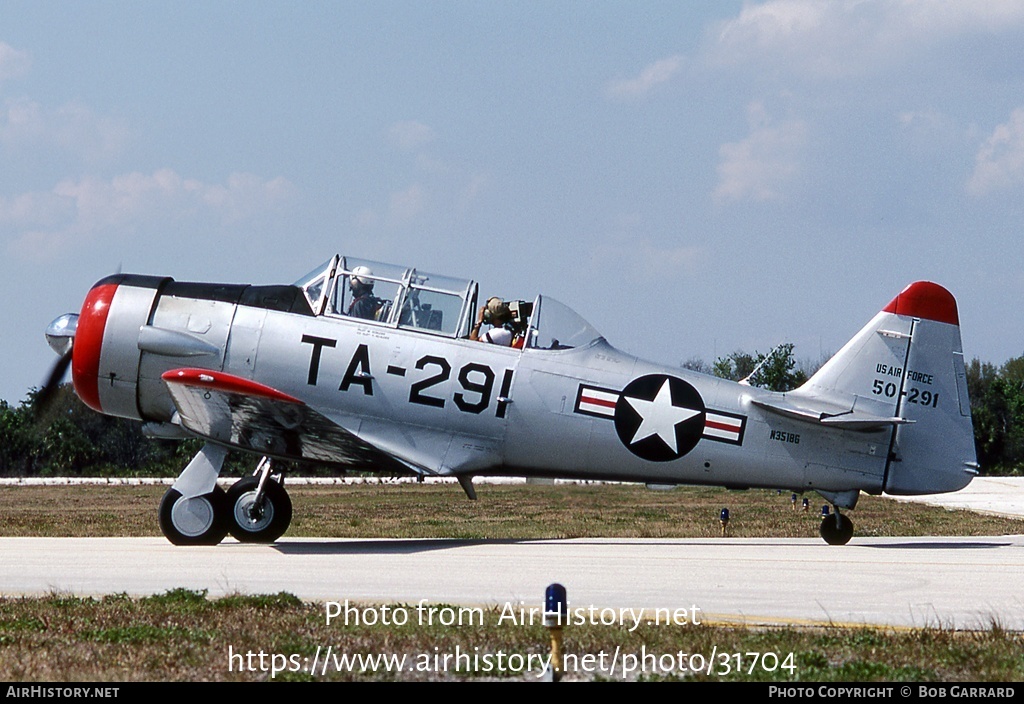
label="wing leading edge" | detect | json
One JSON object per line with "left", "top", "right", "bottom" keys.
{"left": 161, "top": 368, "right": 411, "bottom": 473}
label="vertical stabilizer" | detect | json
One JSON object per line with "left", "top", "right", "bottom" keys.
{"left": 794, "top": 282, "right": 977, "bottom": 495}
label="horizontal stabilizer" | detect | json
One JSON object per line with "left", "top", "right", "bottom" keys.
{"left": 818, "top": 414, "right": 913, "bottom": 431}
{"left": 750, "top": 397, "right": 913, "bottom": 432}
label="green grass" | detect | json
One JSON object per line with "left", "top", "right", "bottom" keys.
{"left": 0, "top": 590, "right": 1021, "bottom": 682}
{"left": 0, "top": 481, "right": 1021, "bottom": 539}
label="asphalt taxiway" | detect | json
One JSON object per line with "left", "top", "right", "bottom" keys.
{"left": 0, "top": 478, "right": 1021, "bottom": 630}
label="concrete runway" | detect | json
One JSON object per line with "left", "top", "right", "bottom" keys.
{"left": 1, "top": 478, "right": 1021, "bottom": 631}
{"left": 2, "top": 534, "right": 1022, "bottom": 631}
{"left": 891, "top": 476, "right": 1024, "bottom": 519}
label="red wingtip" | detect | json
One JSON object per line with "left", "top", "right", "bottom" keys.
{"left": 162, "top": 368, "right": 303, "bottom": 404}
{"left": 883, "top": 281, "right": 959, "bottom": 326}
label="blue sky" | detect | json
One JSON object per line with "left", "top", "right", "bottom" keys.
{"left": 3, "top": 1, "right": 1024, "bottom": 404}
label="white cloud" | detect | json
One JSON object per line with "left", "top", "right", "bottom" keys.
{"left": 0, "top": 41, "right": 130, "bottom": 162}
{"left": 1, "top": 96, "right": 131, "bottom": 163}
{"left": 0, "top": 42, "right": 30, "bottom": 82}
{"left": 0, "top": 190, "right": 71, "bottom": 228}
{"left": 388, "top": 120, "right": 436, "bottom": 150}
{"left": 201, "top": 172, "right": 297, "bottom": 224}
{"left": 895, "top": 0, "right": 1024, "bottom": 35}
{"left": 353, "top": 208, "right": 378, "bottom": 229}
{"left": 456, "top": 172, "right": 489, "bottom": 215}
{"left": 718, "top": 0, "right": 829, "bottom": 46}
{"left": 2, "top": 169, "right": 297, "bottom": 260}
{"left": 356, "top": 170, "right": 487, "bottom": 232}
{"left": 714, "top": 103, "right": 807, "bottom": 203}
{"left": 0, "top": 96, "right": 44, "bottom": 143}
{"left": 967, "top": 108, "right": 1024, "bottom": 196}
{"left": 708, "top": 0, "right": 1024, "bottom": 78}
{"left": 605, "top": 55, "right": 685, "bottom": 99}
{"left": 386, "top": 183, "right": 426, "bottom": 224}
{"left": 897, "top": 109, "right": 962, "bottom": 155}
{"left": 898, "top": 109, "right": 952, "bottom": 132}
{"left": 588, "top": 231, "right": 704, "bottom": 279}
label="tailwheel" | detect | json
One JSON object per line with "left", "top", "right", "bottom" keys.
{"left": 819, "top": 510, "right": 854, "bottom": 545}
{"left": 226, "top": 476, "right": 292, "bottom": 543}
{"left": 158, "top": 486, "right": 230, "bottom": 546}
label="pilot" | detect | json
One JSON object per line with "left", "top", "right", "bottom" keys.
{"left": 348, "top": 266, "right": 381, "bottom": 320}
{"left": 470, "top": 297, "right": 514, "bottom": 346}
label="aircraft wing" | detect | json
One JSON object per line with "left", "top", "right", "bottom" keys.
{"left": 161, "top": 368, "right": 413, "bottom": 473}
{"left": 749, "top": 396, "right": 913, "bottom": 432}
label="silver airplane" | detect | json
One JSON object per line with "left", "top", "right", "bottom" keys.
{"left": 42, "top": 255, "right": 979, "bottom": 546}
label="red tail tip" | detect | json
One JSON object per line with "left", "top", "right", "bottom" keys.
{"left": 883, "top": 281, "right": 959, "bottom": 326}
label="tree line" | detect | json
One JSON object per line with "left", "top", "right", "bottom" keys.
{"left": 2, "top": 345, "right": 1022, "bottom": 476}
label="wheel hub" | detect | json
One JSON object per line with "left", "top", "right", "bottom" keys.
{"left": 234, "top": 491, "right": 274, "bottom": 531}
{"left": 170, "top": 496, "right": 215, "bottom": 537}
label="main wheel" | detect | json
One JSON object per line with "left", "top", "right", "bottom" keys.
{"left": 819, "top": 512, "right": 854, "bottom": 545}
{"left": 226, "top": 476, "right": 292, "bottom": 543}
{"left": 158, "top": 486, "right": 229, "bottom": 546}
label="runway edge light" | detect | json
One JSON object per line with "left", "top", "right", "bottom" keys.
{"left": 542, "top": 583, "right": 567, "bottom": 682}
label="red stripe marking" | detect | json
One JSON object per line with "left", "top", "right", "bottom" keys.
{"left": 72, "top": 283, "right": 118, "bottom": 413}
{"left": 162, "top": 368, "right": 303, "bottom": 404}
{"left": 581, "top": 394, "right": 617, "bottom": 409}
{"left": 705, "top": 419, "right": 740, "bottom": 434}
{"left": 882, "top": 281, "right": 959, "bottom": 326}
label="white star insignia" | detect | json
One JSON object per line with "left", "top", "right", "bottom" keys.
{"left": 624, "top": 379, "right": 700, "bottom": 453}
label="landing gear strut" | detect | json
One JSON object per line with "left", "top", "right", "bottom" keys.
{"left": 225, "top": 457, "right": 293, "bottom": 543}
{"left": 819, "top": 507, "right": 854, "bottom": 545}
{"left": 158, "top": 445, "right": 293, "bottom": 546}
{"left": 159, "top": 443, "right": 232, "bottom": 545}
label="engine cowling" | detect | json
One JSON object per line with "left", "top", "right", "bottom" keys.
{"left": 72, "top": 275, "right": 167, "bottom": 420}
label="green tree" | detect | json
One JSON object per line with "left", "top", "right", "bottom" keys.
{"left": 713, "top": 343, "right": 808, "bottom": 392}
{"left": 0, "top": 399, "right": 34, "bottom": 475}
{"left": 967, "top": 359, "right": 1003, "bottom": 470}
{"left": 680, "top": 356, "right": 712, "bottom": 375}
{"left": 712, "top": 351, "right": 757, "bottom": 382}
{"left": 35, "top": 414, "right": 97, "bottom": 475}
{"left": 967, "top": 356, "right": 1024, "bottom": 474}
{"left": 1002, "top": 357, "right": 1024, "bottom": 471}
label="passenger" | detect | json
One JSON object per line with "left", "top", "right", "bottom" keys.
{"left": 348, "top": 266, "right": 382, "bottom": 320}
{"left": 470, "top": 297, "right": 514, "bottom": 346}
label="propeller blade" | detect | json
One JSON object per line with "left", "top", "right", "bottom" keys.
{"left": 36, "top": 348, "right": 72, "bottom": 413}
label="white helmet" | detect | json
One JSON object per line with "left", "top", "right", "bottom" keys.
{"left": 351, "top": 265, "right": 374, "bottom": 286}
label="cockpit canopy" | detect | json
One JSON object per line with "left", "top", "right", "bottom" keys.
{"left": 295, "top": 256, "right": 475, "bottom": 336}
{"left": 294, "top": 255, "right": 604, "bottom": 350}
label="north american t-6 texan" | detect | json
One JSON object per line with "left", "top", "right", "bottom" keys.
{"left": 42, "top": 254, "right": 978, "bottom": 546}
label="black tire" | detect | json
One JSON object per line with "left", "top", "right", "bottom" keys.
{"left": 158, "top": 485, "right": 229, "bottom": 546}
{"left": 819, "top": 512, "right": 854, "bottom": 545}
{"left": 226, "top": 476, "right": 292, "bottom": 543}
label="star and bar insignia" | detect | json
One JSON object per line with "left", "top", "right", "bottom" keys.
{"left": 574, "top": 374, "right": 747, "bottom": 461}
